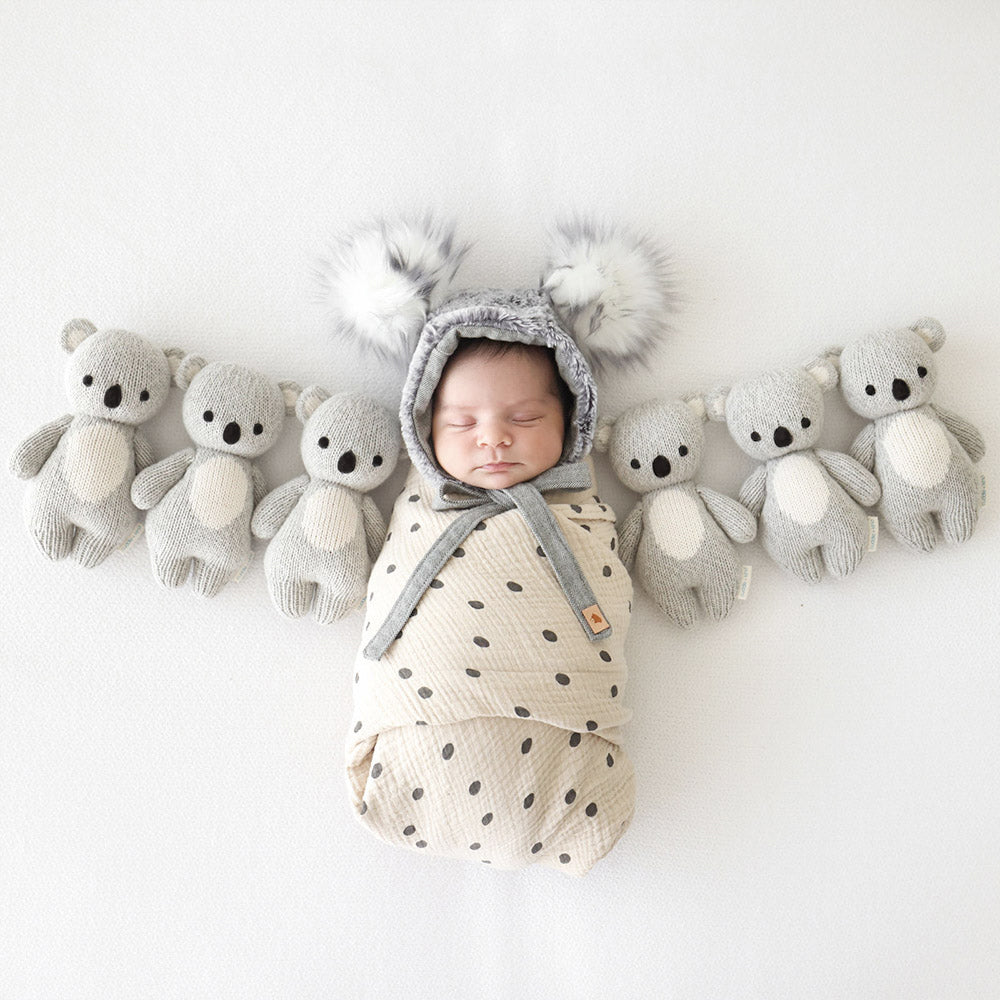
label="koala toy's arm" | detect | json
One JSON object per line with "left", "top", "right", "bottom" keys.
{"left": 361, "top": 495, "right": 388, "bottom": 561}
{"left": 932, "top": 403, "right": 986, "bottom": 463}
{"left": 131, "top": 448, "right": 194, "bottom": 510}
{"left": 816, "top": 449, "right": 881, "bottom": 507}
{"left": 251, "top": 474, "right": 309, "bottom": 539}
{"left": 9, "top": 414, "right": 74, "bottom": 479}
{"left": 737, "top": 465, "right": 768, "bottom": 517}
{"left": 616, "top": 501, "right": 644, "bottom": 570}
{"left": 696, "top": 485, "right": 757, "bottom": 544}
{"left": 251, "top": 465, "right": 269, "bottom": 509}
{"left": 134, "top": 430, "right": 156, "bottom": 473}
{"left": 848, "top": 424, "right": 876, "bottom": 472}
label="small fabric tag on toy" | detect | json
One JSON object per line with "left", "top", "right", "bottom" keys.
{"left": 737, "top": 564, "right": 752, "bottom": 601}
{"left": 583, "top": 605, "right": 610, "bottom": 634}
{"left": 230, "top": 551, "right": 255, "bottom": 584}
{"left": 867, "top": 516, "right": 879, "bottom": 552}
{"left": 118, "top": 522, "right": 144, "bottom": 551}
{"left": 981, "top": 474, "right": 988, "bottom": 507}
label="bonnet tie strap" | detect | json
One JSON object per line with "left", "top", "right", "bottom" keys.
{"left": 362, "top": 463, "right": 612, "bottom": 661}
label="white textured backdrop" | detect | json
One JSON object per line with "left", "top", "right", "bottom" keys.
{"left": 2, "top": 2, "right": 999, "bottom": 998}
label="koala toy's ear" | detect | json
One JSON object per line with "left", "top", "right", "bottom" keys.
{"left": 296, "top": 384, "right": 329, "bottom": 424}
{"left": 541, "top": 218, "right": 675, "bottom": 370}
{"left": 805, "top": 352, "right": 839, "bottom": 393}
{"left": 164, "top": 348, "right": 186, "bottom": 379}
{"left": 175, "top": 353, "right": 207, "bottom": 390}
{"left": 703, "top": 386, "right": 730, "bottom": 423}
{"left": 60, "top": 319, "right": 98, "bottom": 353}
{"left": 317, "top": 215, "right": 470, "bottom": 361}
{"left": 279, "top": 380, "right": 302, "bottom": 416}
{"left": 911, "top": 317, "right": 946, "bottom": 352}
{"left": 683, "top": 394, "right": 708, "bottom": 424}
{"left": 592, "top": 418, "right": 615, "bottom": 454}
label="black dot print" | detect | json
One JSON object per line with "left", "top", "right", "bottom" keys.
{"left": 386, "top": 564, "right": 396, "bottom": 574}
{"left": 412, "top": 788, "right": 424, "bottom": 800}
{"left": 468, "top": 600, "right": 485, "bottom": 609}
{"left": 542, "top": 630, "right": 558, "bottom": 642}
{"left": 418, "top": 687, "right": 433, "bottom": 699}
{"left": 523, "top": 793, "right": 535, "bottom": 809}
{"left": 607, "top": 753, "right": 615, "bottom": 768}
{"left": 559, "top": 854, "right": 571, "bottom": 865}
{"left": 473, "top": 636, "right": 490, "bottom": 648}
{"left": 564, "top": 789, "right": 576, "bottom": 805}
{"left": 430, "top": 579, "right": 444, "bottom": 589}
{"left": 469, "top": 781, "right": 481, "bottom": 795}
{"left": 610, "top": 537, "right": 617, "bottom": 551}
{"left": 354, "top": 721, "right": 362, "bottom": 733}
{"left": 531, "top": 842, "right": 543, "bottom": 854}
{"left": 599, "top": 651, "right": 612, "bottom": 663}
{"left": 416, "top": 721, "right": 427, "bottom": 726}
{"left": 586, "top": 803, "right": 598, "bottom": 817}
{"left": 580, "top": 525, "right": 591, "bottom": 532}
{"left": 521, "top": 738, "right": 532, "bottom": 754}
{"left": 408, "top": 494, "right": 420, "bottom": 502}
{"left": 466, "top": 668, "right": 481, "bottom": 678}
{"left": 514, "top": 706, "right": 531, "bottom": 718}
{"left": 482, "top": 813, "right": 493, "bottom": 826}
{"left": 442, "top": 743, "right": 455, "bottom": 760}
{"left": 506, "top": 581, "right": 523, "bottom": 592}
{"left": 416, "top": 841, "right": 427, "bottom": 849}
{"left": 536, "top": 546, "right": 546, "bottom": 558}
{"left": 454, "top": 547, "right": 465, "bottom": 558}
{"left": 571, "top": 504, "right": 582, "bottom": 513}
{"left": 602, "top": 565, "right": 612, "bottom": 577}
{"left": 569, "top": 733, "right": 581, "bottom": 748}
{"left": 403, "top": 825, "right": 415, "bottom": 836}
{"left": 586, "top": 720, "right": 598, "bottom": 731}
{"left": 611, "top": 685, "right": 618, "bottom": 698}
{"left": 371, "top": 763, "right": 382, "bottom": 779}
{"left": 410, "top": 523, "right": 421, "bottom": 532}
{"left": 360, "top": 801, "right": 367, "bottom": 815}
{"left": 474, "top": 521, "right": 487, "bottom": 531}
{"left": 470, "top": 842, "right": 481, "bottom": 851}
{"left": 555, "top": 673, "right": 570, "bottom": 686}
{"left": 398, "top": 668, "right": 412, "bottom": 679}
{"left": 385, "top": 532, "right": 392, "bottom": 542}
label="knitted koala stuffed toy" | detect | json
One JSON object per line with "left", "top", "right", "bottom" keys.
{"left": 10, "top": 319, "right": 177, "bottom": 567}
{"left": 706, "top": 354, "right": 881, "bottom": 583}
{"left": 131, "top": 355, "right": 300, "bottom": 597}
{"left": 837, "top": 317, "right": 986, "bottom": 551}
{"left": 599, "top": 397, "right": 756, "bottom": 627}
{"left": 251, "top": 387, "right": 402, "bottom": 623}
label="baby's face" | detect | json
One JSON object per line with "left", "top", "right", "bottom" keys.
{"left": 431, "top": 347, "right": 566, "bottom": 490}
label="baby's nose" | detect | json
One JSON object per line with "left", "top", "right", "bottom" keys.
{"left": 477, "top": 421, "right": 511, "bottom": 447}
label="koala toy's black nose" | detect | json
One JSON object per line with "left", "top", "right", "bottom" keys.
{"left": 223, "top": 422, "right": 242, "bottom": 445}
{"left": 774, "top": 426, "right": 793, "bottom": 448}
{"left": 892, "top": 378, "right": 911, "bottom": 402}
{"left": 652, "top": 455, "right": 671, "bottom": 478}
{"left": 338, "top": 450, "right": 357, "bottom": 474}
{"left": 103, "top": 384, "right": 122, "bottom": 409}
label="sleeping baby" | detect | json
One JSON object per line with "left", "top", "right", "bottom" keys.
{"left": 346, "top": 289, "right": 635, "bottom": 875}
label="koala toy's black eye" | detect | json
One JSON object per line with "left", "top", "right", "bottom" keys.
{"left": 917, "top": 366, "right": 927, "bottom": 378}
{"left": 203, "top": 410, "right": 214, "bottom": 422}
{"left": 373, "top": 455, "right": 384, "bottom": 467}
{"left": 139, "top": 389, "right": 150, "bottom": 402}
{"left": 750, "top": 431, "right": 761, "bottom": 442}
{"left": 801, "top": 417, "right": 811, "bottom": 429}
{"left": 630, "top": 459, "right": 641, "bottom": 469}
{"left": 253, "top": 423, "right": 263, "bottom": 436}
{"left": 82, "top": 375, "right": 93, "bottom": 387}
{"left": 678, "top": 445, "right": 688, "bottom": 457}
{"left": 318, "top": 436, "right": 330, "bottom": 449}
{"left": 865, "top": 385, "right": 876, "bottom": 396}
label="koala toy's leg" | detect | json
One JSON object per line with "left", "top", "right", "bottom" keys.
{"left": 780, "top": 546, "right": 824, "bottom": 583}
{"left": 314, "top": 584, "right": 362, "bottom": 625}
{"left": 270, "top": 578, "right": 316, "bottom": 620}
{"left": 71, "top": 527, "right": 121, "bottom": 568}
{"left": 821, "top": 524, "right": 867, "bottom": 580}
{"left": 937, "top": 480, "right": 980, "bottom": 546}
{"left": 656, "top": 586, "right": 700, "bottom": 630}
{"left": 152, "top": 551, "right": 193, "bottom": 589}
{"left": 885, "top": 508, "right": 937, "bottom": 553}
{"left": 698, "top": 573, "right": 738, "bottom": 623}
{"left": 192, "top": 559, "right": 232, "bottom": 599}
{"left": 29, "top": 509, "right": 75, "bottom": 561}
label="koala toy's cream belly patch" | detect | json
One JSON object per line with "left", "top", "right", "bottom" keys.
{"left": 771, "top": 454, "right": 829, "bottom": 525}
{"left": 64, "top": 423, "right": 130, "bottom": 503}
{"left": 303, "top": 487, "right": 361, "bottom": 552}
{"left": 189, "top": 456, "right": 250, "bottom": 529}
{"left": 648, "top": 490, "right": 705, "bottom": 560}
{"left": 882, "top": 410, "right": 951, "bottom": 489}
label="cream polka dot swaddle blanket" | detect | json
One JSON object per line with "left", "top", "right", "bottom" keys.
{"left": 346, "top": 465, "right": 635, "bottom": 875}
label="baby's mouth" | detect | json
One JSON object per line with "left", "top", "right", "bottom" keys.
{"left": 478, "top": 461, "right": 517, "bottom": 473}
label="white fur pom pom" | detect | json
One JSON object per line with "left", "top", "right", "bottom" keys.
{"left": 317, "top": 216, "right": 469, "bottom": 359}
{"left": 542, "top": 219, "right": 675, "bottom": 369}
